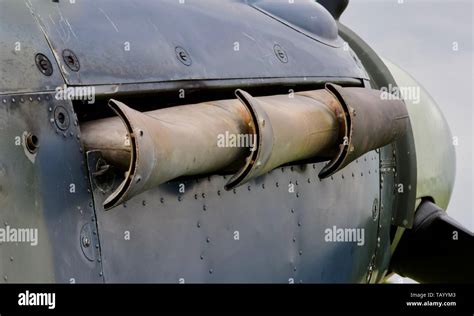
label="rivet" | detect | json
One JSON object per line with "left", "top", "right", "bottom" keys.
{"left": 142, "top": 200, "right": 146, "bottom": 206}
{"left": 197, "top": 222, "right": 201, "bottom": 228}
{"left": 95, "top": 244, "right": 99, "bottom": 249}
{"left": 299, "top": 250, "right": 303, "bottom": 255}
{"left": 203, "top": 205, "right": 207, "bottom": 211}
{"left": 20, "top": 97, "right": 25, "bottom": 103}
{"left": 307, "top": 178, "right": 311, "bottom": 183}
{"left": 206, "top": 237, "right": 210, "bottom": 243}
{"left": 9, "top": 257, "right": 13, "bottom": 262}
{"left": 2, "top": 99, "right": 6, "bottom": 104}
{"left": 202, "top": 193, "right": 206, "bottom": 198}
{"left": 291, "top": 208, "right": 294, "bottom": 213}
{"left": 276, "top": 182, "right": 279, "bottom": 187}
{"left": 200, "top": 255, "right": 204, "bottom": 260}
{"left": 178, "top": 196, "right": 182, "bottom": 201}
{"left": 160, "top": 198, "right": 164, "bottom": 203}
{"left": 298, "top": 222, "right": 301, "bottom": 227}
{"left": 11, "top": 97, "right": 15, "bottom": 103}
{"left": 209, "top": 269, "right": 213, "bottom": 274}
{"left": 217, "top": 190, "right": 221, "bottom": 196}
{"left": 247, "top": 185, "right": 251, "bottom": 191}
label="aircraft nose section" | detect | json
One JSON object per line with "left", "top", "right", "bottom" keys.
{"left": 384, "top": 59, "right": 456, "bottom": 210}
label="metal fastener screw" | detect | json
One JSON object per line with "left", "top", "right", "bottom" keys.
{"left": 175, "top": 46, "right": 192, "bottom": 66}
{"left": 82, "top": 236, "right": 91, "bottom": 248}
{"left": 62, "top": 49, "right": 80, "bottom": 72}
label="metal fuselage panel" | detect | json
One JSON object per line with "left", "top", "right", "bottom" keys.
{"left": 0, "top": 1, "right": 402, "bottom": 283}
{"left": 22, "top": 0, "right": 366, "bottom": 86}
{"left": 0, "top": 1, "right": 64, "bottom": 94}
{"left": 0, "top": 94, "right": 102, "bottom": 283}
{"left": 88, "top": 152, "right": 380, "bottom": 283}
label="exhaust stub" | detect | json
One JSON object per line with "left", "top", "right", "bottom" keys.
{"left": 83, "top": 98, "right": 255, "bottom": 210}
{"left": 225, "top": 90, "right": 275, "bottom": 190}
{"left": 225, "top": 89, "right": 340, "bottom": 189}
{"left": 81, "top": 85, "right": 408, "bottom": 210}
{"left": 318, "top": 83, "right": 410, "bottom": 179}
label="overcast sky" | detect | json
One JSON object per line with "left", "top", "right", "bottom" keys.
{"left": 342, "top": 0, "right": 473, "bottom": 231}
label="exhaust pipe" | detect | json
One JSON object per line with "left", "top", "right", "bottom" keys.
{"left": 81, "top": 84, "right": 408, "bottom": 210}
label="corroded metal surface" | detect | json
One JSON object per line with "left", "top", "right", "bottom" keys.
{"left": 82, "top": 86, "right": 407, "bottom": 210}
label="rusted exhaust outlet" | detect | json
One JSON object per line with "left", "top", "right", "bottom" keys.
{"left": 318, "top": 83, "right": 409, "bottom": 178}
{"left": 81, "top": 84, "right": 408, "bottom": 210}
{"left": 82, "top": 98, "right": 254, "bottom": 210}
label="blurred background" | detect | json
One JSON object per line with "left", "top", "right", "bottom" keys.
{"left": 342, "top": 0, "right": 473, "bottom": 231}
{"left": 342, "top": 0, "right": 473, "bottom": 283}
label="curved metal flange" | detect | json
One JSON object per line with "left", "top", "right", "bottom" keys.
{"left": 103, "top": 99, "right": 153, "bottom": 210}
{"left": 319, "top": 83, "right": 409, "bottom": 179}
{"left": 225, "top": 89, "right": 274, "bottom": 190}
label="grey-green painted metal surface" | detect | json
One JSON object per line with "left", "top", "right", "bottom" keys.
{"left": 384, "top": 60, "right": 455, "bottom": 210}
{"left": 0, "top": 1, "right": 64, "bottom": 94}
{"left": 88, "top": 151, "right": 381, "bottom": 283}
{"left": 0, "top": 0, "right": 443, "bottom": 283}
{"left": 0, "top": 93, "right": 103, "bottom": 283}
{"left": 21, "top": 0, "right": 367, "bottom": 86}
